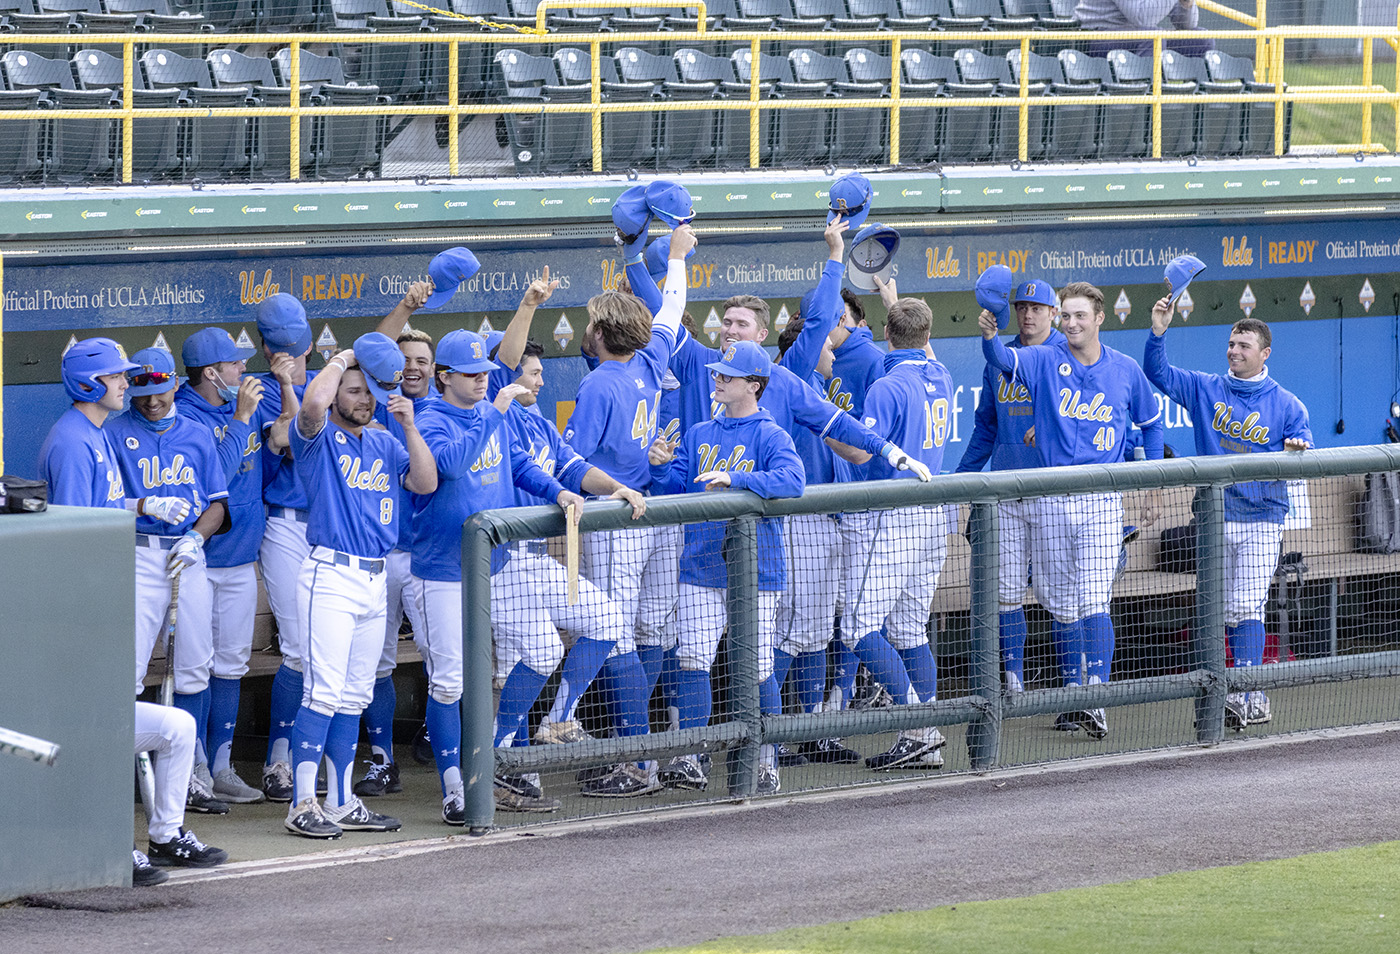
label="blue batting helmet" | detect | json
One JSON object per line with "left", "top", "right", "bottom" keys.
{"left": 62, "top": 337, "right": 139, "bottom": 403}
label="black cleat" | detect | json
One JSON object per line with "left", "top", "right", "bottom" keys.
{"left": 148, "top": 828, "right": 228, "bottom": 868}
{"left": 352, "top": 760, "right": 402, "bottom": 797}
{"left": 800, "top": 737, "right": 862, "bottom": 764}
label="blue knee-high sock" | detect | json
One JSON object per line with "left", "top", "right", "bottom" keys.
{"left": 494, "top": 662, "right": 548, "bottom": 748}
{"left": 361, "top": 675, "right": 397, "bottom": 763}
{"left": 793, "top": 650, "right": 826, "bottom": 712}
{"left": 1053, "top": 620, "right": 1084, "bottom": 686}
{"left": 674, "top": 668, "right": 712, "bottom": 729}
{"left": 324, "top": 712, "right": 360, "bottom": 809}
{"left": 288, "top": 707, "right": 332, "bottom": 805}
{"left": 1083, "top": 613, "right": 1115, "bottom": 683}
{"left": 897, "top": 644, "right": 938, "bottom": 704}
{"left": 830, "top": 641, "right": 858, "bottom": 708}
{"left": 207, "top": 676, "right": 241, "bottom": 775}
{"left": 851, "top": 632, "right": 912, "bottom": 702}
{"left": 1228, "top": 619, "right": 1266, "bottom": 668}
{"left": 266, "top": 663, "right": 304, "bottom": 764}
{"left": 173, "top": 687, "right": 211, "bottom": 763}
{"left": 599, "top": 651, "right": 650, "bottom": 737}
{"left": 771, "top": 649, "right": 797, "bottom": 698}
{"left": 637, "top": 644, "right": 666, "bottom": 700}
{"left": 759, "top": 674, "right": 781, "bottom": 716}
{"left": 659, "top": 647, "right": 682, "bottom": 712}
{"left": 999, "top": 609, "right": 1029, "bottom": 684}
{"left": 548, "top": 636, "right": 614, "bottom": 724}
{"left": 425, "top": 697, "right": 462, "bottom": 795}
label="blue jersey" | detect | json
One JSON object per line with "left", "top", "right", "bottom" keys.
{"left": 983, "top": 335, "right": 1163, "bottom": 466}
{"left": 175, "top": 384, "right": 268, "bottom": 567}
{"left": 289, "top": 415, "right": 408, "bottom": 560}
{"left": 827, "top": 325, "right": 886, "bottom": 482}
{"left": 861, "top": 350, "right": 957, "bottom": 481}
{"left": 257, "top": 370, "right": 317, "bottom": 510}
{"left": 504, "top": 402, "right": 590, "bottom": 506}
{"left": 38, "top": 408, "right": 127, "bottom": 509}
{"left": 107, "top": 412, "right": 229, "bottom": 537}
{"left": 373, "top": 391, "right": 438, "bottom": 552}
{"left": 658, "top": 374, "right": 682, "bottom": 445}
{"left": 650, "top": 409, "right": 805, "bottom": 591}
{"left": 410, "top": 399, "right": 565, "bottom": 581}
{"left": 790, "top": 366, "right": 838, "bottom": 486}
{"left": 780, "top": 259, "right": 845, "bottom": 382}
{"left": 1144, "top": 332, "right": 1313, "bottom": 523}
{"left": 957, "top": 328, "right": 1066, "bottom": 473}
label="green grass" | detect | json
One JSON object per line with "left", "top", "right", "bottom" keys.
{"left": 1284, "top": 61, "right": 1397, "bottom": 152}
{"left": 645, "top": 841, "right": 1400, "bottom": 954}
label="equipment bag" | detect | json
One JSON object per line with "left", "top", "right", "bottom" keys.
{"left": 0, "top": 475, "right": 47, "bottom": 514}
{"left": 1158, "top": 520, "right": 1196, "bottom": 574}
{"left": 1358, "top": 472, "right": 1400, "bottom": 553}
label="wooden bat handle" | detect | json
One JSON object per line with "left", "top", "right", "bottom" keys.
{"left": 566, "top": 503, "right": 580, "bottom": 606}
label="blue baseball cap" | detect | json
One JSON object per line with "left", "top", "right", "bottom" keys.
{"left": 827, "top": 173, "right": 872, "bottom": 230}
{"left": 1164, "top": 254, "right": 1206, "bottom": 305}
{"left": 126, "top": 346, "right": 179, "bottom": 397}
{"left": 613, "top": 184, "right": 651, "bottom": 257}
{"left": 644, "top": 233, "right": 695, "bottom": 283}
{"left": 847, "top": 223, "right": 900, "bottom": 291}
{"left": 424, "top": 247, "right": 481, "bottom": 310}
{"left": 352, "top": 332, "right": 405, "bottom": 406}
{"left": 705, "top": 340, "right": 771, "bottom": 378}
{"left": 1013, "top": 279, "right": 1057, "bottom": 308}
{"left": 183, "top": 327, "right": 255, "bottom": 368}
{"left": 644, "top": 180, "right": 695, "bottom": 228}
{"left": 975, "top": 264, "right": 1015, "bottom": 330}
{"left": 436, "top": 329, "right": 498, "bottom": 375}
{"left": 482, "top": 329, "right": 505, "bottom": 358}
{"left": 256, "top": 293, "right": 312, "bottom": 356}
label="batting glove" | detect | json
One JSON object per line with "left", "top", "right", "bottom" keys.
{"left": 882, "top": 445, "right": 933, "bottom": 482}
{"left": 167, "top": 530, "right": 203, "bottom": 577}
{"left": 143, "top": 496, "right": 192, "bottom": 525}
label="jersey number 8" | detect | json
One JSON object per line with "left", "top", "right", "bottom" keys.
{"left": 923, "top": 398, "right": 950, "bottom": 450}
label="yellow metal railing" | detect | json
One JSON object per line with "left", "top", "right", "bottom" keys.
{"left": 1, "top": 25, "right": 1398, "bottom": 181}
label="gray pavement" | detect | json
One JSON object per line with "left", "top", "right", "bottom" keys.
{"left": 3, "top": 729, "right": 1398, "bottom": 954}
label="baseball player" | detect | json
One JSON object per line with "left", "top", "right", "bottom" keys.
{"left": 500, "top": 338, "right": 653, "bottom": 797}
{"left": 107, "top": 347, "right": 231, "bottom": 813}
{"left": 406, "top": 329, "right": 596, "bottom": 820}
{"left": 956, "top": 280, "right": 1066, "bottom": 695}
{"left": 1145, "top": 303, "right": 1311, "bottom": 728}
{"left": 562, "top": 227, "right": 696, "bottom": 797}
{"left": 38, "top": 338, "right": 227, "bottom": 884}
{"left": 978, "top": 282, "right": 1164, "bottom": 739}
{"left": 825, "top": 298, "right": 957, "bottom": 769}
{"left": 649, "top": 340, "right": 806, "bottom": 795}
{"left": 174, "top": 327, "right": 284, "bottom": 805}
{"left": 283, "top": 333, "right": 437, "bottom": 839}
{"left": 253, "top": 293, "right": 316, "bottom": 802}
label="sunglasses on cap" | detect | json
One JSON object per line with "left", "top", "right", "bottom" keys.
{"left": 128, "top": 370, "right": 176, "bottom": 388}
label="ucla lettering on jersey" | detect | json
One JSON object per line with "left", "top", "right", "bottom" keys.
{"left": 470, "top": 433, "right": 504, "bottom": 477}
{"left": 107, "top": 467, "right": 126, "bottom": 502}
{"left": 825, "top": 376, "right": 853, "bottom": 412}
{"left": 697, "top": 443, "right": 755, "bottom": 473}
{"left": 1211, "top": 403, "right": 1271, "bottom": 447}
{"left": 339, "top": 455, "right": 393, "bottom": 492}
{"left": 529, "top": 438, "right": 557, "bottom": 476}
{"left": 1058, "top": 389, "right": 1114, "bottom": 423}
{"left": 997, "top": 376, "right": 1031, "bottom": 405}
{"left": 138, "top": 453, "right": 198, "bottom": 490}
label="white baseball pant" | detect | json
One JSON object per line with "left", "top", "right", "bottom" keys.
{"left": 842, "top": 507, "right": 950, "bottom": 650}
{"left": 135, "top": 700, "right": 195, "bottom": 844}
{"left": 207, "top": 563, "right": 257, "bottom": 679}
{"left": 998, "top": 498, "right": 1036, "bottom": 611}
{"left": 1027, "top": 492, "right": 1122, "bottom": 624}
{"left": 1223, "top": 520, "right": 1284, "bottom": 627}
{"left": 258, "top": 510, "right": 311, "bottom": 669}
{"left": 579, "top": 524, "right": 679, "bottom": 656}
{"left": 375, "top": 549, "right": 413, "bottom": 680}
{"left": 134, "top": 542, "right": 213, "bottom": 697}
{"left": 675, "top": 584, "right": 781, "bottom": 680}
{"left": 296, "top": 547, "right": 387, "bottom": 717}
{"left": 776, "top": 513, "right": 842, "bottom": 657}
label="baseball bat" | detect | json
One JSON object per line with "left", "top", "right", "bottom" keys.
{"left": 137, "top": 574, "right": 182, "bottom": 822}
{"left": 566, "top": 502, "right": 580, "bottom": 605}
{"left": 0, "top": 726, "right": 60, "bottom": 765}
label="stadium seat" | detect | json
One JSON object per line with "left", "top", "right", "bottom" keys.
{"left": 506, "top": 0, "right": 606, "bottom": 31}
{"left": 1058, "top": 47, "right": 1149, "bottom": 159}
{"left": 787, "top": 47, "right": 885, "bottom": 164}
{"left": 196, "top": 0, "right": 256, "bottom": 29}
{"left": 1, "top": 49, "right": 117, "bottom": 182}
{"left": 733, "top": 47, "right": 828, "bottom": 165}
{"left": 1161, "top": 50, "right": 1243, "bottom": 157}
{"left": 954, "top": 46, "right": 1044, "bottom": 160}
{"left": 206, "top": 49, "right": 317, "bottom": 177}
{"left": 844, "top": 0, "right": 899, "bottom": 27}
{"left": 675, "top": 47, "right": 772, "bottom": 166}
{"left": 494, "top": 48, "right": 592, "bottom": 173}
{"left": 615, "top": 45, "right": 720, "bottom": 167}
{"left": 1108, "top": 48, "right": 1195, "bottom": 157}
{"left": 791, "top": 0, "right": 882, "bottom": 30}
{"left": 731, "top": 0, "right": 827, "bottom": 30}
{"left": 72, "top": 47, "right": 183, "bottom": 180}
{"left": 1006, "top": 48, "right": 1096, "bottom": 160}
{"left": 1001, "top": 0, "right": 1077, "bottom": 28}
{"left": 947, "top": 0, "right": 1035, "bottom": 30}
{"left": 272, "top": 47, "right": 386, "bottom": 177}
{"left": 0, "top": 0, "right": 73, "bottom": 31}
{"left": 902, "top": 47, "right": 994, "bottom": 162}
{"left": 141, "top": 47, "right": 256, "bottom": 177}
{"left": 553, "top": 47, "right": 658, "bottom": 169}
{"left": 1203, "top": 50, "right": 1289, "bottom": 156}
{"left": 32, "top": 0, "right": 138, "bottom": 30}
{"left": 0, "top": 89, "right": 44, "bottom": 183}
{"left": 261, "top": 0, "right": 318, "bottom": 29}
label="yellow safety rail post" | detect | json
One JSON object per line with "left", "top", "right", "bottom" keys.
{"left": 121, "top": 38, "right": 134, "bottom": 183}
{"left": 749, "top": 36, "right": 761, "bottom": 169}
{"left": 1362, "top": 33, "right": 1375, "bottom": 150}
{"left": 1151, "top": 35, "right": 1162, "bottom": 158}
{"left": 1018, "top": 34, "right": 1030, "bottom": 163}
{"left": 289, "top": 39, "right": 301, "bottom": 180}
{"left": 1273, "top": 31, "right": 1285, "bottom": 155}
{"left": 1396, "top": 7, "right": 1400, "bottom": 153}
{"left": 1256, "top": 0, "right": 1267, "bottom": 84}
{"left": 535, "top": 0, "right": 706, "bottom": 33}
{"left": 448, "top": 40, "right": 460, "bottom": 176}
{"left": 889, "top": 35, "right": 901, "bottom": 166}
{"left": 591, "top": 38, "right": 603, "bottom": 173}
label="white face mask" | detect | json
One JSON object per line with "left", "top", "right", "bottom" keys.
{"left": 212, "top": 370, "right": 240, "bottom": 404}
